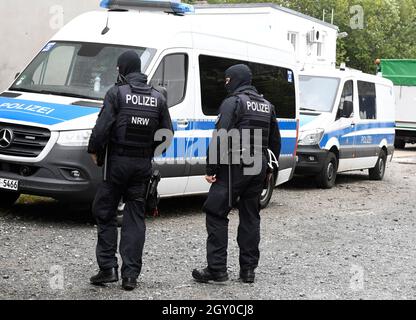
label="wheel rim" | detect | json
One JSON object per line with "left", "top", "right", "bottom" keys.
{"left": 260, "top": 176, "right": 272, "bottom": 204}
{"left": 327, "top": 162, "right": 335, "bottom": 181}
{"left": 379, "top": 157, "right": 385, "bottom": 176}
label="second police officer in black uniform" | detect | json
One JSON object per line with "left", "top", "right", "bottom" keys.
{"left": 193, "top": 64, "right": 281, "bottom": 284}
{"left": 88, "top": 51, "right": 173, "bottom": 291}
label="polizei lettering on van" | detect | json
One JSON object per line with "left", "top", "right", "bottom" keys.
{"left": 0, "top": 102, "right": 55, "bottom": 115}
{"left": 131, "top": 116, "right": 150, "bottom": 126}
{"left": 247, "top": 101, "right": 270, "bottom": 113}
{"left": 126, "top": 94, "right": 158, "bottom": 107}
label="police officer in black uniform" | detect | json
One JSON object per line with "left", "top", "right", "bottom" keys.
{"left": 192, "top": 64, "right": 281, "bottom": 284}
{"left": 88, "top": 51, "right": 173, "bottom": 291}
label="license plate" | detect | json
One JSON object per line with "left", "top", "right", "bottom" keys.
{"left": 0, "top": 178, "right": 19, "bottom": 191}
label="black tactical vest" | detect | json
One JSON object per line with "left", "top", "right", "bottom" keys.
{"left": 111, "top": 84, "right": 161, "bottom": 157}
{"left": 233, "top": 91, "right": 273, "bottom": 151}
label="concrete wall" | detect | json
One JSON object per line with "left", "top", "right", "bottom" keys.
{"left": 0, "top": 0, "right": 100, "bottom": 92}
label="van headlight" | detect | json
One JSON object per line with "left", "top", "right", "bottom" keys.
{"left": 298, "top": 129, "right": 325, "bottom": 146}
{"left": 57, "top": 130, "right": 92, "bottom": 147}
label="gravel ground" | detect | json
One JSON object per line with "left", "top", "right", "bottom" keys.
{"left": 1, "top": 148, "right": 416, "bottom": 300}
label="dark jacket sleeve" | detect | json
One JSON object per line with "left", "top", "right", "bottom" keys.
{"left": 153, "top": 96, "right": 174, "bottom": 156}
{"left": 206, "top": 97, "right": 238, "bottom": 176}
{"left": 268, "top": 105, "right": 281, "bottom": 160}
{"left": 87, "top": 86, "right": 119, "bottom": 154}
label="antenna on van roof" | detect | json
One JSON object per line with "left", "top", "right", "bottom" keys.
{"left": 101, "top": 13, "right": 110, "bottom": 35}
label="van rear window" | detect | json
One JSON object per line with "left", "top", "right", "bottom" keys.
{"left": 199, "top": 55, "right": 296, "bottom": 119}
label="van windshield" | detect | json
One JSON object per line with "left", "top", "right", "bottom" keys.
{"left": 299, "top": 75, "right": 340, "bottom": 113}
{"left": 10, "top": 42, "right": 156, "bottom": 101}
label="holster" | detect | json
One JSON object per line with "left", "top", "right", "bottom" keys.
{"left": 145, "top": 170, "right": 161, "bottom": 216}
{"left": 96, "top": 148, "right": 106, "bottom": 167}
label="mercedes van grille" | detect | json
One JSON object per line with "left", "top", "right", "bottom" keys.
{"left": 0, "top": 123, "right": 51, "bottom": 158}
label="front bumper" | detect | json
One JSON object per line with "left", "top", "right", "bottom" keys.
{"left": 295, "top": 145, "right": 329, "bottom": 175}
{"left": 0, "top": 144, "right": 102, "bottom": 202}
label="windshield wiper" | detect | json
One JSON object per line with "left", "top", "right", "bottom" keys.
{"left": 44, "top": 91, "right": 102, "bottom": 101}
{"left": 9, "top": 88, "right": 101, "bottom": 101}
{"left": 300, "top": 107, "right": 320, "bottom": 112}
{"left": 9, "top": 87, "right": 42, "bottom": 94}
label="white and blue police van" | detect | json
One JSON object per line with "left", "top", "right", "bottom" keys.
{"left": 295, "top": 66, "right": 395, "bottom": 188}
{"left": 0, "top": 0, "right": 299, "bottom": 209}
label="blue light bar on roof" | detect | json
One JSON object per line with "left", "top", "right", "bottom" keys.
{"left": 100, "top": 0, "right": 195, "bottom": 14}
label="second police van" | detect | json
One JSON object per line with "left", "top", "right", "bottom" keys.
{"left": 0, "top": 0, "right": 299, "bottom": 209}
{"left": 295, "top": 66, "right": 395, "bottom": 188}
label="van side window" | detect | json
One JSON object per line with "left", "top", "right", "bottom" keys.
{"left": 150, "top": 53, "right": 188, "bottom": 108}
{"left": 199, "top": 55, "right": 296, "bottom": 118}
{"left": 358, "top": 81, "right": 377, "bottom": 120}
{"left": 336, "top": 80, "right": 354, "bottom": 119}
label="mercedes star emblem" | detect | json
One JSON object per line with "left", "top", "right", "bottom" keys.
{"left": 0, "top": 128, "right": 14, "bottom": 148}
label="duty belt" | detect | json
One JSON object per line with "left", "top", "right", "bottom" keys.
{"left": 111, "top": 145, "right": 153, "bottom": 158}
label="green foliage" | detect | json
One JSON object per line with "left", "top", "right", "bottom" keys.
{"left": 186, "top": 0, "right": 416, "bottom": 73}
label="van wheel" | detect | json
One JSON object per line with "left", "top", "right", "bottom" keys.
{"left": 0, "top": 191, "right": 20, "bottom": 209}
{"left": 394, "top": 139, "right": 406, "bottom": 149}
{"left": 316, "top": 152, "right": 337, "bottom": 189}
{"left": 369, "top": 150, "right": 387, "bottom": 181}
{"left": 260, "top": 172, "right": 275, "bottom": 209}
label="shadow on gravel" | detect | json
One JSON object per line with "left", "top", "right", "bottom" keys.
{"left": 156, "top": 195, "right": 207, "bottom": 219}
{"left": 1, "top": 194, "right": 208, "bottom": 225}
{"left": 283, "top": 172, "right": 370, "bottom": 190}
{"left": 0, "top": 197, "right": 93, "bottom": 225}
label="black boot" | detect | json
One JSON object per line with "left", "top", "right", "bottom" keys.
{"left": 122, "top": 277, "right": 137, "bottom": 291}
{"left": 240, "top": 269, "right": 255, "bottom": 283}
{"left": 90, "top": 268, "right": 119, "bottom": 285}
{"left": 192, "top": 268, "right": 229, "bottom": 283}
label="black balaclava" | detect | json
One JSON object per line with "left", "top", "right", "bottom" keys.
{"left": 117, "top": 50, "right": 142, "bottom": 77}
{"left": 225, "top": 64, "right": 253, "bottom": 94}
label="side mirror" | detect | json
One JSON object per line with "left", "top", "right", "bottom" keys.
{"left": 342, "top": 101, "right": 354, "bottom": 118}
{"left": 15, "top": 72, "right": 20, "bottom": 80}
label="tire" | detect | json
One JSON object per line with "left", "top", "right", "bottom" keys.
{"left": 315, "top": 152, "right": 338, "bottom": 189}
{"left": 260, "top": 172, "right": 275, "bottom": 209}
{"left": 369, "top": 150, "right": 387, "bottom": 181}
{"left": 0, "top": 191, "right": 20, "bottom": 209}
{"left": 394, "top": 139, "right": 406, "bottom": 149}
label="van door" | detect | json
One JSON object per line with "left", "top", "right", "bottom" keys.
{"left": 335, "top": 79, "right": 358, "bottom": 172}
{"left": 354, "top": 80, "right": 380, "bottom": 169}
{"left": 148, "top": 49, "right": 194, "bottom": 196}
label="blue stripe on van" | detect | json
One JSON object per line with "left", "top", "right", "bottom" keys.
{"left": 320, "top": 122, "right": 395, "bottom": 148}
{"left": 0, "top": 97, "right": 100, "bottom": 126}
{"left": 161, "top": 136, "right": 297, "bottom": 159}
{"left": 160, "top": 119, "right": 298, "bottom": 159}
{"left": 188, "top": 119, "right": 297, "bottom": 131}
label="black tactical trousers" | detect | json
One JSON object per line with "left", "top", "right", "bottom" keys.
{"left": 92, "top": 155, "right": 151, "bottom": 279}
{"left": 203, "top": 157, "right": 267, "bottom": 273}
